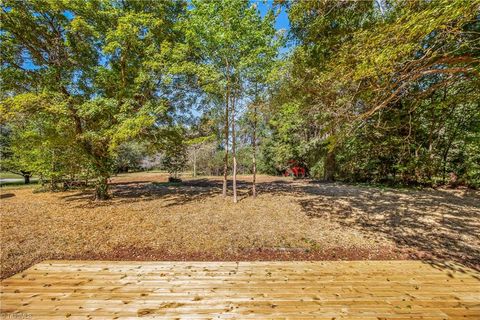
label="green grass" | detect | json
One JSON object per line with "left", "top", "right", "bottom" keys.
{"left": 0, "top": 171, "right": 23, "bottom": 179}
{"left": 0, "top": 172, "right": 38, "bottom": 188}
{"left": 0, "top": 171, "right": 39, "bottom": 189}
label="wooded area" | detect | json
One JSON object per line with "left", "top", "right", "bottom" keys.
{"left": 0, "top": 0, "right": 479, "bottom": 201}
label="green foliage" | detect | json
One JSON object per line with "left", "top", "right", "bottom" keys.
{"left": 183, "top": 0, "right": 278, "bottom": 89}
{"left": 265, "top": 0, "right": 480, "bottom": 186}
{"left": 1, "top": 93, "right": 85, "bottom": 187}
{"left": 1, "top": 0, "right": 186, "bottom": 198}
{"left": 113, "top": 142, "right": 148, "bottom": 173}
{"left": 1, "top": 0, "right": 477, "bottom": 193}
{"left": 162, "top": 142, "right": 187, "bottom": 179}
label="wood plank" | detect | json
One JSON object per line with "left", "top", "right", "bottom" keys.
{"left": 1, "top": 260, "right": 479, "bottom": 319}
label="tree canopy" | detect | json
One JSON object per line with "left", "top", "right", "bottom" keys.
{"left": 1, "top": 0, "right": 186, "bottom": 198}
{"left": 1, "top": 0, "right": 479, "bottom": 198}
{"left": 264, "top": 0, "right": 479, "bottom": 186}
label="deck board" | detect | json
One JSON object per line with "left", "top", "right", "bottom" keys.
{"left": 1, "top": 260, "right": 479, "bottom": 319}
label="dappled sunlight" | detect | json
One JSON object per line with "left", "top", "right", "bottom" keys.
{"left": 296, "top": 182, "right": 480, "bottom": 271}
{"left": 1, "top": 174, "right": 399, "bottom": 279}
{"left": 1, "top": 173, "right": 478, "bottom": 279}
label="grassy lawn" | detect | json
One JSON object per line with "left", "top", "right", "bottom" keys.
{"left": 1, "top": 172, "right": 479, "bottom": 279}
{"left": 0, "top": 171, "right": 23, "bottom": 179}
{"left": 0, "top": 171, "right": 38, "bottom": 187}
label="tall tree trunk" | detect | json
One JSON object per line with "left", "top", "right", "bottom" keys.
{"left": 324, "top": 149, "right": 336, "bottom": 182}
{"left": 222, "top": 60, "right": 230, "bottom": 198}
{"left": 252, "top": 103, "right": 257, "bottom": 198}
{"left": 193, "top": 147, "right": 197, "bottom": 178}
{"left": 231, "top": 92, "right": 237, "bottom": 203}
{"left": 442, "top": 153, "right": 448, "bottom": 185}
{"left": 441, "top": 127, "right": 458, "bottom": 185}
{"left": 222, "top": 89, "right": 229, "bottom": 198}
{"left": 51, "top": 149, "right": 56, "bottom": 190}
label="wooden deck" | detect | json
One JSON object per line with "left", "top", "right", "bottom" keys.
{"left": 1, "top": 260, "right": 479, "bottom": 319}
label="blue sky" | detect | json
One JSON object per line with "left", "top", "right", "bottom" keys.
{"left": 255, "top": 1, "right": 291, "bottom": 55}
{"left": 255, "top": 0, "right": 290, "bottom": 32}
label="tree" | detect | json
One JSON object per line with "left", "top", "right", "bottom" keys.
{"left": 187, "top": 135, "right": 216, "bottom": 178}
{"left": 184, "top": 0, "right": 278, "bottom": 202}
{"left": 1, "top": 0, "right": 186, "bottom": 199}
{"left": 1, "top": 93, "right": 88, "bottom": 188}
{"left": 0, "top": 124, "right": 32, "bottom": 184}
{"left": 266, "top": 0, "right": 480, "bottom": 186}
{"left": 162, "top": 141, "right": 187, "bottom": 181}
{"left": 114, "top": 141, "right": 147, "bottom": 173}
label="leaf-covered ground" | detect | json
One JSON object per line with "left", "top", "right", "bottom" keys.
{"left": 1, "top": 172, "right": 479, "bottom": 279}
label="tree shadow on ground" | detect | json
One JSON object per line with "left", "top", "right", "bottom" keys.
{"left": 61, "top": 178, "right": 223, "bottom": 208}
{"left": 292, "top": 181, "right": 480, "bottom": 272}
{"left": 0, "top": 193, "right": 15, "bottom": 199}
{"left": 60, "top": 176, "right": 479, "bottom": 272}
{"left": 61, "top": 177, "right": 276, "bottom": 207}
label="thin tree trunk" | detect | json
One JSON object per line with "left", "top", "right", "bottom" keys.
{"left": 324, "top": 149, "right": 336, "bottom": 182}
{"left": 441, "top": 126, "right": 459, "bottom": 184}
{"left": 231, "top": 91, "right": 237, "bottom": 203}
{"left": 442, "top": 153, "right": 448, "bottom": 184}
{"left": 193, "top": 147, "right": 197, "bottom": 178}
{"left": 252, "top": 103, "right": 257, "bottom": 198}
{"left": 51, "top": 149, "right": 56, "bottom": 190}
{"left": 23, "top": 173, "right": 30, "bottom": 184}
{"left": 222, "top": 85, "right": 230, "bottom": 198}
{"left": 94, "top": 157, "right": 111, "bottom": 200}
{"left": 222, "top": 59, "right": 231, "bottom": 198}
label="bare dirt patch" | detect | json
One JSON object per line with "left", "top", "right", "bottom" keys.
{"left": 1, "top": 172, "right": 478, "bottom": 278}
